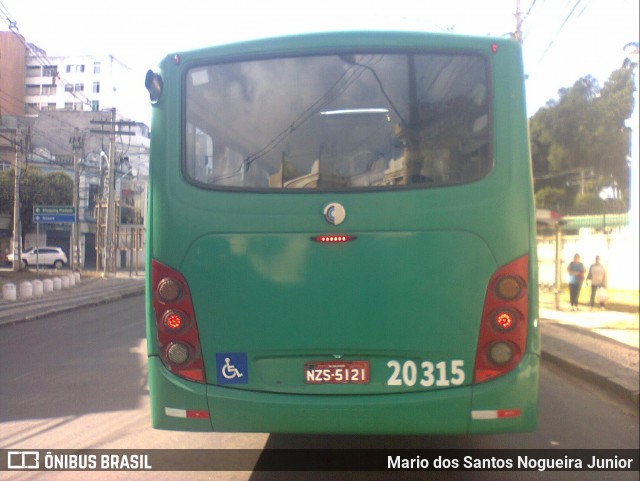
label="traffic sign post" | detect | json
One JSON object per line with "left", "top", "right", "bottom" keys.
{"left": 33, "top": 206, "right": 76, "bottom": 224}
{"left": 32, "top": 206, "right": 77, "bottom": 275}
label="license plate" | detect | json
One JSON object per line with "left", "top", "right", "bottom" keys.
{"left": 304, "top": 360, "right": 370, "bottom": 384}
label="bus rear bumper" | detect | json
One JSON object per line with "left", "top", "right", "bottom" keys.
{"left": 148, "top": 354, "right": 538, "bottom": 434}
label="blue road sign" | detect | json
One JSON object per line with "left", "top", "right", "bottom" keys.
{"left": 33, "top": 214, "right": 76, "bottom": 223}
{"left": 33, "top": 206, "right": 76, "bottom": 223}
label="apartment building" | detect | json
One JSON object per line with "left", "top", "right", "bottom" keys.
{"left": 24, "top": 47, "right": 136, "bottom": 116}
{"left": 0, "top": 31, "right": 26, "bottom": 117}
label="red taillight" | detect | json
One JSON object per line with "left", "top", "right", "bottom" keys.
{"left": 151, "top": 259, "right": 205, "bottom": 383}
{"left": 493, "top": 310, "right": 516, "bottom": 331}
{"left": 163, "top": 310, "right": 187, "bottom": 332}
{"left": 474, "top": 255, "right": 529, "bottom": 383}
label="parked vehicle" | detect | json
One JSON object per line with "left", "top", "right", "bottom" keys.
{"left": 9, "top": 247, "right": 68, "bottom": 269}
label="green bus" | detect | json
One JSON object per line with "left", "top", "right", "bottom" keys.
{"left": 145, "top": 31, "right": 539, "bottom": 434}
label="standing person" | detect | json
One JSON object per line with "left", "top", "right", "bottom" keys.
{"left": 567, "top": 254, "right": 585, "bottom": 311}
{"left": 587, "top": 256, "right": 607, "bottom": 309}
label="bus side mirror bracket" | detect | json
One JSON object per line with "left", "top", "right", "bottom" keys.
{"left": 145, "top": 70, "right": 164, "bottom": 104}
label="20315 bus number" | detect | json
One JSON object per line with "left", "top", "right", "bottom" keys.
{"left": 386, "top": 360, "right": 465, "bottom": 387}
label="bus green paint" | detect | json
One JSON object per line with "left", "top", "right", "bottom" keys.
{"left": 145, "top": 31, "right": 539, "bottom": 434}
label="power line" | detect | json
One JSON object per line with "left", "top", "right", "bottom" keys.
{"left": 536, "top": 0, "right": 587, "bottom": 65}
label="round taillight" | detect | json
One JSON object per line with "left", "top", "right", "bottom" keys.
{"left": 493, "top": 309, "right": 517, "bottom": 331}
{"left": 158, "top": 278, "right": 182, "bottom": 303}
{"left": 495, "top": 276, "right": 522, "bottom": 300}
{"left": 166, "top": 342, "right": 190, "bottom": 365}
{"left": 163, "top": 310, "right": 187, "bottom": 332}
{"left": 488, "top": 341, "right": 514, "bottom": 366}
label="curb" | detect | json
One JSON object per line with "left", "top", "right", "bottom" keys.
{"left": 0, "top": 280, "right": 145, "bottom": 326}
{"left": 540, "top": 322, "right": 639, "bottom": 410}
{"left": 541, "top": 349, "right": 639, "bottom": 409}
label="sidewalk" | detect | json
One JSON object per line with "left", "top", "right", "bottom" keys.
{"left": 0, "top": 270, "right": 145, "bottom": 325}
{"left": 540, "top": 296, "right": 639, "bottom": 408}
{"left": 1, "top": 271, "right": 637, "bottom": 408}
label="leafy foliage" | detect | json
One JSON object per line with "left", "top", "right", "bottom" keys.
{"left": 530, "top": 66, "right": 635, "bottom": 214}
{"left": 0, "top": 167, "right": 73, "bottom": 243}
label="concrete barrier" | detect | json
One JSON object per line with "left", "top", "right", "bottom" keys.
{"left": 32, "top": 279, "right": 44, "bottom": 297}
{"left": 69, "top": 274, "right": 76, "bottom": 287}
{"left": 2, "top": 283, "right": 16, "bottom": 301}
{"left": 43, "top": 278, "right": 53, "bottom": 294}
{"left": 74, "top": 272, "right": 81, "bottom": 284}
{"left": 61, "top": 276, "right": 70, "bottom": 289}
{"left": 19, "top": 281, "right": 33, "bottom": 299}
{"left": 53, "top": 277, "right": 61, "bottom": 291}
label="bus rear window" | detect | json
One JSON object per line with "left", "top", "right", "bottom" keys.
{"left": 184, "top": 52, "right": 491, "bottom": 190}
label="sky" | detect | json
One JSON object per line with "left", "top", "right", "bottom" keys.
{"left": 0, "top": 0, "right": 638, "bottom": 125}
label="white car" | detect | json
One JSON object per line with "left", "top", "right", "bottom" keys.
{"left": 10, "top": 247, "right": 68, "bottom": 269}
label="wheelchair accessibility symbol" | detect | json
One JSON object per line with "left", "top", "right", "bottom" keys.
{"left": 222, "top": 358, "right": 243, "bottom": 379}
{"left": 216, "top": 352, "right": 248, "bottom": 384}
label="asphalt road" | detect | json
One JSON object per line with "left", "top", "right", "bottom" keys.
{"left": 0, "top": 295, "right": 637, "bottom": 481}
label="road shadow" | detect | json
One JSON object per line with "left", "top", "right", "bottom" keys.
{"left": 0, "top": 295, "right": 147, "bottom": 422}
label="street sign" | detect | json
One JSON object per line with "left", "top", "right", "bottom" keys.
{"left": 33, "top": 206, "right": 76, "bottom": 223}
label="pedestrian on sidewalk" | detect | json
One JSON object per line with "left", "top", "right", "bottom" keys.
{"left": 567, "top": 253, "right": 585, "bottom": 311}
{"left": 587, "top": 255, "right": 607, "bottom": 309}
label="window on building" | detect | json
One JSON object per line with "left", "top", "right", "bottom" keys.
{"left": 26, "top": 66, "right": 40, "bottom": 77}
{"left": 42, "top": 65, "right": 57, "bottom": 77}
{"left": 26, "top": 85, "right": 40, "bottom": 96}
{"left": 76, "top": 65, "right": 85, "bottom": 73}
{"left": 65, "top": 84, "right": 74, "bottom": 92}
{"left": 94, "top": 62, "right": 101, "bottom": 74}
{"left": 66, "top": 65, "right": 72, "bottom": 73}
{"left": 93, "top": 81, "right": 100, "bottom": 93}
{"left": 74, "top": 83, "right": 84, "bottom": 92}
{"left": 42, "top": 85, "right": 57, "bottom": 96}
{"left": 91, "top": 100, "right": 99, "bottom": 111}
{"left": 65, "top": 102, "right": 74, "bottom": 110}
{"left": 88, "top": 184, "right": 100, "bottom": 217}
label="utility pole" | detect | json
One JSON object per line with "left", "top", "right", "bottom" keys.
{"left": 106, "top": 108, "right": 116, "bottom": 275}
{"left": 12, "top": 128, "right": 22, "bottom": 271}
{"left": 514, "top": 0, "right": 523, "bottom": 44}
{"left": 90, "top": 109, "right": 135, "bottom": 276}
{"left": 70, "top": 129, "right": 85, "bottom": 273}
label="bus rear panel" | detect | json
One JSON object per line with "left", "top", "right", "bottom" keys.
{"left": 145, "top": 31, "right": 539, "bottom": 434}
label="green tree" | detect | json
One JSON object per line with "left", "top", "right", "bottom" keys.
{"left": 530, "top": 66, "right": 635, "bottom": 214}
{"left": 0, "top": 167, "right": 73, "bottom": 244}
{"left": 535, "top": 187, "right": 567, "bottom": 212}
{"left": 0, "top": 169, "right": 12, "bottom": 214}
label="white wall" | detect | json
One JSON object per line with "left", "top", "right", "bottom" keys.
{"left": 538, "top": 226, "right": 639, "bottom": 290}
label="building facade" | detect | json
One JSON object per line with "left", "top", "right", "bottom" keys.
{"left": 0, "top": 31, "right": 148, "bottom": 270}
{"left": 1, "top": 111, "right": 148, "bottom": 271}
{"left": 24, "top": 48, "right": 136, "bottom": 116}
{"left": 0, "top": 31, "right": 26, "bottom": 117}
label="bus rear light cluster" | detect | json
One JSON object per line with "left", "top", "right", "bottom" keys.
{"left": 474, "top": 256, "right": 529, "bottom": 383}
{"left": 151, "top": 259, "right": 205, "bottom": 383}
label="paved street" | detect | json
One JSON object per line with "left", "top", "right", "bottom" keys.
{"left": 0, "top": 294, "right": 637, "bottom": 480}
